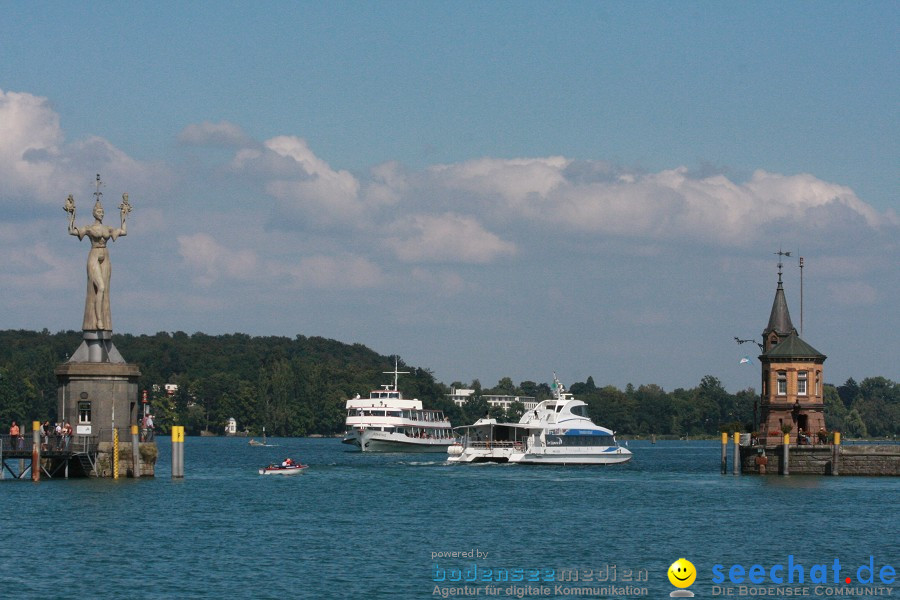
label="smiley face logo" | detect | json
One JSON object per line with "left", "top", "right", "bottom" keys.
{"left": 668, "top": 558, "right": 697, "bottom": 588}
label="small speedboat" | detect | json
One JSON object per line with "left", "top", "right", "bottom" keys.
{"left": 258, "top": 464, "right": 308, "bottom": 475}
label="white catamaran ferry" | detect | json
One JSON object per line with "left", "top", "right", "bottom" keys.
{"left": 343, "top": 363, "right": 453, "bottom": 453}
{"left": 447, "top": 374, "right": 632, "bottom": 465}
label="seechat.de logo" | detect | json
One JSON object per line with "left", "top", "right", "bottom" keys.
{"left": 711, "top": 556, "right": 896, "bottom": 586}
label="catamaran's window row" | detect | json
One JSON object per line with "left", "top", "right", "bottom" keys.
{"left": 548, "top": 435, "right": 618, "bottom": 446}
{"left": 459, "top": 434, "right": 618, "bottom": 447}
{"left": 348, "top": 409, "right": 448, "bottom": 422}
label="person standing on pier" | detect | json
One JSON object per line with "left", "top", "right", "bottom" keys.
{"left": 62, "top": 422, "right": 72, "bottom": 450}
{"left": 8, "top": 421, "right": 19, "bottom": 450}
{"left": 41, "top": 421, "right": 51, "bottom": 450}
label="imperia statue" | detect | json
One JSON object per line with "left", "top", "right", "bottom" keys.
{"left": 64, "top": 175, "right": 132, "bottom": 332}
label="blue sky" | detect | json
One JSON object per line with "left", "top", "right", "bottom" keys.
{"left": 1, "top": 2, "right": 897, "bottom": 393}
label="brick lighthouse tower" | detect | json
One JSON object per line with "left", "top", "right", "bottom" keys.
{"left": 757, "top": 253, "right": 827, "bottom": 446}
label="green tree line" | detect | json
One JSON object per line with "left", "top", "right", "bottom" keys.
{"left": 0, "top": 330, "right": 896, "bottom": 438}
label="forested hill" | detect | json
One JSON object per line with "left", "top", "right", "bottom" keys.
{"left": 0, "top": 329, "right": 896, "bottom": 438}
{"left": 0, "top": 329, "right": 445, "bottom": 436}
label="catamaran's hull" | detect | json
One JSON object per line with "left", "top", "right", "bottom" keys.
{"left": 447, "top": 446, "right": 632, "bottom": 465}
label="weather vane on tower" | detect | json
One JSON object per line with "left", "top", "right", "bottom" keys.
{"left": 774, "top": 248, "right": 791, "bottom": 283}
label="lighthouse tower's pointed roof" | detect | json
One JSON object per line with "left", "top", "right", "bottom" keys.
{"left": 765, "top": 275, "right": 796, "bottom": 337}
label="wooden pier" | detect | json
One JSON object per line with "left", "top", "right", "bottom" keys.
{"left": 1, "top": 427, "right": 156, "bottom": 480}
{"left": 1, "top": 432, "right": 98, "bottom": 480}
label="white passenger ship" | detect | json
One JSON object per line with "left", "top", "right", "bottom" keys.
{"left": 447, "top": 374, "right": 631, "bottom": 465}
{"left": 343, "top": 363, "right": 453, "bottom": 453}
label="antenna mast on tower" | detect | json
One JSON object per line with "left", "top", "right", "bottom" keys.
{"left": 799, "top": 254, "right": 804, "bottom": 337}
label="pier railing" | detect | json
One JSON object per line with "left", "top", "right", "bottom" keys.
{"left": 0, "top": 431, "right": 131, "bottom": 456}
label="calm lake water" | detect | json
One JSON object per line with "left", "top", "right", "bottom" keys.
{"left": 1, "top": 438, "right": 896, "bottom": 599}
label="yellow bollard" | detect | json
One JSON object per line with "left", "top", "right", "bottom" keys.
{"left": 832, "top": 431, "right": 841, "bottom": 476}
{"left": 32, "top": 421, "right": 41, "bottom": 482}
{"left": 131, "top": 425, "right": 140, "bottom": 479}
{"left": 721, "top": 432, "right": 728, "bottom": 474}
{"left": 171, "top": 426, "right": 185, "bottom": 478}
{"left": 733, "top": 432, "right": 741, "bottom": 475}
{"left": 782, "top": 433, "right": 790, "bottom": 476}
{"left": 113, "top": 428, "right": 119, "bottom": 479}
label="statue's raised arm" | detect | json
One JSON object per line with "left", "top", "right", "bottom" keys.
{"left": 64, "top": 194, "right": 77, "bottom": 235}
{"left": 113, "top": 193, "right": 131, "bottom": 240}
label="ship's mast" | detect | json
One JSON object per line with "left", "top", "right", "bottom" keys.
{"left": 383, "top": 356, "right": 410, "bottom": 392}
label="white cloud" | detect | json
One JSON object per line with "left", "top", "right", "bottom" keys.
{"left": 385, "top": 213, "right": 517, "bottom": 264}
{"left": 178, "top": 121, "right": 253, "bottom": 147}
{"left": 177, "top": 233, "right": 259, "bottom": 286}
{"left": 0, "top": 88, "right": 167, "bottom": 205}
{"left": 421, "top": 160, "right": 894, "bottom": 245}
{"left": 2, "top": 240, "right": 73, "bottom": 291}
{"left": 264, "top": 136, "right": 338, "bottom": 179}
{"left": 265, "top": 174, "right": 363, "bottom": 225}
{"left": 272, "top": 254, "right": 383, "bottom": 290}
{"left": 230, "top": 135, "right": 365, "bottom": 226}
{"left": 363, "top": 161, "right": 408, "bottom": 208}
{"left": 205, "top": 134, "right": 893, "bottom": 260}
{"left": 428, "top": 156, "right": 570, "bottom": 218}
{"left": 0, "top": 88, "right": 69, "bottom": 199}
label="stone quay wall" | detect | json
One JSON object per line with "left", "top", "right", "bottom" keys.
{"left": 740, "top": 444, "right": 900, "bottom": 476}
{"left": 94, "top": 441, "right": 157, "bottom": 478}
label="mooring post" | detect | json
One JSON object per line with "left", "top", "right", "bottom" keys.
{"left": 178, "top": 425, "right": 185, "bottom": 478}
{"left": 832, "top": 431, "right": 841, "bottom": 476}
{"left": 131, "top": 425, "right": 140, "bottom": 479}
{"left": 172, "top": 426, "right": 184, "bottom": 478}
{"left": 32, "top": 421, "right": 41, "bottom": 482}
{"left": 113, "top": 427, "right": 119, "bottom": 479}
{"left": 733, "top": 431, "right": 740, "bottom": 475}
{"left": 782, "top": 433, "right": 790, "bottom": 476}
{"left": 721, "top": 432, "right": 728, "bottom": 474}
